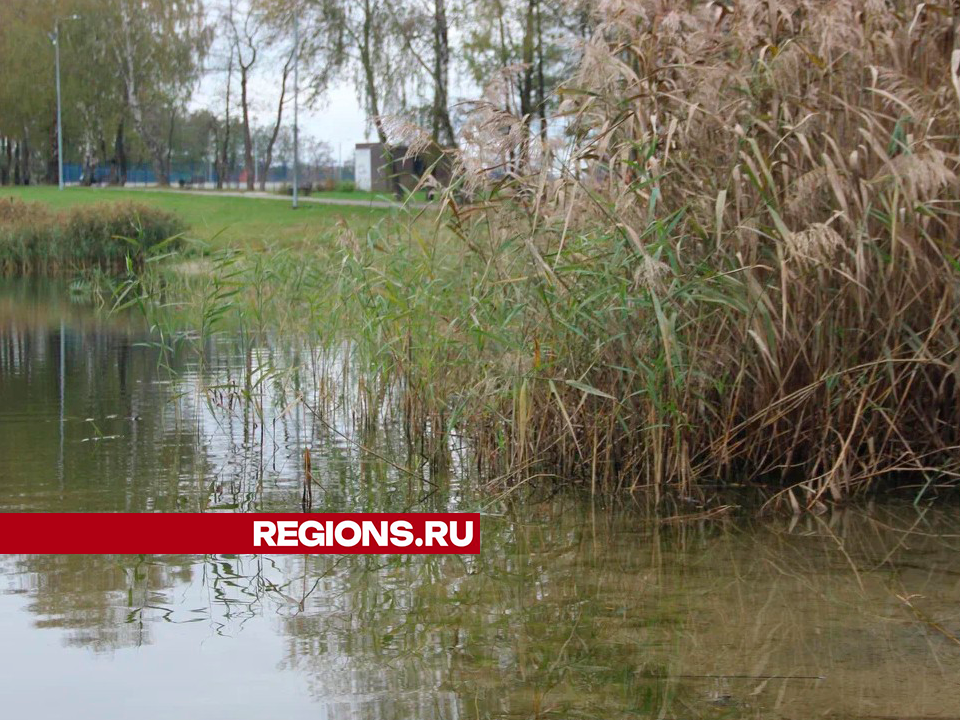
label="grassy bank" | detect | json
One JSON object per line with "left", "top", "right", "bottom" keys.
{"left": 0, "top": 186, "right": 396, "bottom": 249}
{"left": 115, "top": 2, "right": 960, "bottom": 509}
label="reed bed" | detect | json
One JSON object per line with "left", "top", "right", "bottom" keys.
{"left": 0, "top": 198, "right": 184, "bottom": 273}
{"left": 130, "top": 0, "right": 960, "bottom": 510}
{"left": 358, "top": 0, "right": 960, "bottom": 507}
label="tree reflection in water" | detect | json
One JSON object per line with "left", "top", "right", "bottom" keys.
{"left": 2, "top": 281, "right": 959, "bottom": 719}
{"left": 3, "top": 505, "right": 960, "bottom": 720}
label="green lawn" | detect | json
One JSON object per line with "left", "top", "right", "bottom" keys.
{"left": 1, "top": 186, "right": 399, "bottom": 249}
{"left": 158, "top": 186, "right": 432, "bottom": 203}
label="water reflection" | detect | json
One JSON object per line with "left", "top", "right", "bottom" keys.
{"left": 0, "top": 279, "right": 463, "bottom": 514}
{"left": 1, "top": 281, "right": 959, "bottom": 719}
{"left": 3, "top": 506, "right": 960, "bottom": 719}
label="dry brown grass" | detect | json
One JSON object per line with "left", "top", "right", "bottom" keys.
{"left": 421, "top": 0, "right": 960, "bottom": 508}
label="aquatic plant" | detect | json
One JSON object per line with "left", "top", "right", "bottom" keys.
{"left": 342, "top": 0, "right": 960, "bottom": 507}
{"left": 0, "top": 198, "right": 184, "bottom": 274}
{"left": 126, "top": 1, "right": 960, "bottom": 510}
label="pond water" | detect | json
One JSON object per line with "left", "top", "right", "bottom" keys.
{"left": 1, "top": 279, "right": 959, "bottom": 719}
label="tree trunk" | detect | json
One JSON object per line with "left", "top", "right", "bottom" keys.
{"left": 216, "top": 52, "right": 233, "bottom": 190}
{"left": 19, "top": 131, "right": 31, "bottom": 185}
{"left": 119, "top": 1, "right": 170, "bottom": 186}
{"left": 494, "top": 2, "right": 516, "bottom": 173}
{"left": 1, "top": 138, "right": 10, "bottom": 185}
{"left": 240, "top": 64, "right": 255, "bottom": 191}
{"left": 113, "top": 119, "right": 127, "bottom": 185}
{"left": 81, "top": 145, "right": 96, "bottom": 186}
{"left": 360, "top": 0, "right": 402, "bottom": 198}
{"left": 536, "top": 0, "right": 547, "bottom": 142}
{"left": 260, "top": 60, "right": 290, "bottom": 192}
{"left": 516, "top": 0, "right": 537, "bottom": 169}
{"left": 218, "top": 119, "right": 230, "bottom": 189}
{"left": 100, "top": 133, "right": 110, "bottom": 185}
{"left": 165, "top": 108, "right": 176, "bottom": 183}
{"left": 98, "top": 132, "right": 108, "bottom": 183}
{"left": 47, "top": 108, "right": 59, "bottom": 185}
{"left": 14, "top": 140, "right": 21, "bottom": 185}
{"left": 431, "top": 0, "right": 456, "bottom": 147}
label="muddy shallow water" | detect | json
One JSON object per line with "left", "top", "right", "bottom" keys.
{"left": 1, "top": 279, "right": 958, "bottom": 719}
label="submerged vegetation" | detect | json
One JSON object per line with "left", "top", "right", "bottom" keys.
{"left": 0, "top": 198, "right": 184, "bottom": 273}
{"left": 117, "top": 1, "right": 960, "bottom": 509}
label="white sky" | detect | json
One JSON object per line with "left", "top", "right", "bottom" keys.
{"left": 191, "top": 2, "right": 478, "bottom": 160}
{"left": 193, "top": 69, "right": 377, "bottom": 159}
{"left": 191, "top": 0, "right": 377, "bottom": 158}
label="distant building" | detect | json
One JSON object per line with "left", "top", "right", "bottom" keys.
{"left": 354, "top": 142, "right": 450, "bottom": 194}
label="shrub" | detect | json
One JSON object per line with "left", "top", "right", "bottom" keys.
{"left": 335, "top": 180, "right": 355, "bottom": 192}
{"left": 0, "top": 199, "right": 184, "bottom": 274}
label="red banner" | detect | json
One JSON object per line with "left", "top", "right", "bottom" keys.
{"left": 0, "top": 513, "right": 481, "bottom": 554}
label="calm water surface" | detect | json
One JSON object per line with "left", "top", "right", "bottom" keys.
{"left": 1, "top": 279, "right": 959, "bottom": 719}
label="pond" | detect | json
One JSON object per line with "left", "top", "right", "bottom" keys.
{"left": 1, "top": 279, "right": 959, "bottom": 719}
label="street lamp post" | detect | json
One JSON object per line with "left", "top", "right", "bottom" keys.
{"left": 292, "top": 12, "right": 299, "bottom": 209}
{"left": 50, "top": 15, "right": 79, "bottom": 191}
{"left": 53, "top": 21, "right": 64, "bottom": 190}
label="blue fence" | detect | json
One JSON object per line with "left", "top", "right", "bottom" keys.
{"left": 61, "top": 162, "right": 355, "bottom": 186}
{"left": 62, "top": 163, "right": 200, "bottom": 185}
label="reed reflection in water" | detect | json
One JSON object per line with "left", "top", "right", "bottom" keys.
{"left": 1, "top": 281, "right": 959, "bottom": 719}
{"left": 2, "top": 504, "right": 959, "bottom": 720}
{"left": 0, "top": 279, "right": 466, "bottom": 515}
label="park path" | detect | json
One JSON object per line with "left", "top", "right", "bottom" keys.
{"left": 95, "top": 185, "right": 433, "bottom": 210}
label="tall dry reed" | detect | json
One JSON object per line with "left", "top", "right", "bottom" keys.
{"left": 130, "top": 1, "right": 960, "bottom": 510}
{"left": 420, "top": 0, "right": 960, "bottom": 507}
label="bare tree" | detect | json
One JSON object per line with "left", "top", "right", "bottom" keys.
{"left": 228, "top": 2, "right": 263, "bottom": 190}
{"left": 259, "top": 52, "right": 294, "bottom": 190}
{"left": 266, "top": 0, "right": 413, "bottom": 195}
{"left": 213, "top": 43, "right": 234, "bottom": 190}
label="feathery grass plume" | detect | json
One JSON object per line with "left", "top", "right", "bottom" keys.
{"left": 785, "top": 223, "right": 845, "bottom": 264}
{"left": 410, "top": 0, "right": 960, "bottom": 508}
{"left": 883, "top": 149, "right": 957, "bottom": 202}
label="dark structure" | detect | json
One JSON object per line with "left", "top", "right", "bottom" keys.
{"left": 354, "top": 143, "right": 450, "bottom": 195}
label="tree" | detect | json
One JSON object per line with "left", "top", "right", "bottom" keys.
{"left": 170, "top": 109, "right": 218, "bottom": 175}
{"left": 301, "top": 135, "right": 333, "bottom": 181}
{"left": 257, "top": 51, "right": 294, "bottom": 191}
{"left": 430, "top": 0, "right": 455, "bottom": 146}
{"left": 381, "top": 0, "right": 457, "bottom": 147}
{"left": 0, "top": 0, "right": 63, "bottom": 185}
{"left": 225, "top": 0, "right": 264, "bottom": 190}
{"left": 459, "top": 0, "right": 582, "bottom": 168}
{"left": 262, "top": 0, "right": 416, "bottom": 195}
{"left": 62, "top": 3, "right": 130, "bottom": 185}
{"left": 212, "top": 45, "right": 234, "bottom": 190}
{"left": 113, "top": 0, "right": 210, "bottom": 186}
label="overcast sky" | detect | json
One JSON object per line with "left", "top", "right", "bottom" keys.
{"left": 189, "top": 2, "right": 378, "bottom": 159}
{"left": 193, "top": 69, "right": 377, "bottom": 160}
{"left": 191, "top": 2, "right": 477, "bottom": 160}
